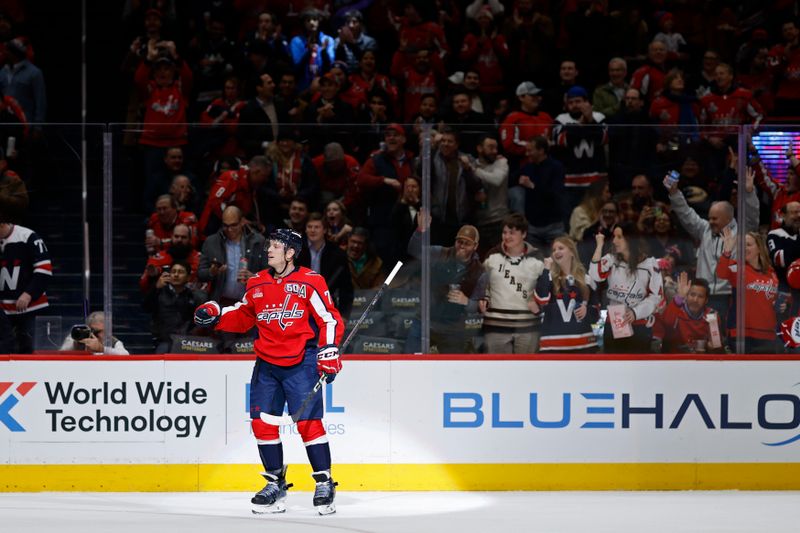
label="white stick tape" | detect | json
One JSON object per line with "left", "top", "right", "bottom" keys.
{"left": 385, "top": 261, "right": 403, "bottom": 287}
{"left": 260, "top": 412, "right": 296, "bottom": 427}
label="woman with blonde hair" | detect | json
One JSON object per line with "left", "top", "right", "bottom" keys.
{"left": 531, "top": 235, "right": 600, "bottom": 352}
{"left": 569, "top": 180, "right": 611, "bottom": 241}
{"left": 717, "top": 229, "right": 779, "bottom": 353}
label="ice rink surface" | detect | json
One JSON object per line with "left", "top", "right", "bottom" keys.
{"left": 2, "top": 491, "right": 800, "bottom": 532}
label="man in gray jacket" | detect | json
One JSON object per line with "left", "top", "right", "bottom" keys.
{"left": 417, "top": 128, "right": 481, "bottom": 246}
{"left": 198, "top": 206, "right": 267, "bottom": 305}
{"left": 667, "top": 166, "right": 759, "bottom": 324}
{"left": 471, "top": 134, "right": 509, "bottom": 256}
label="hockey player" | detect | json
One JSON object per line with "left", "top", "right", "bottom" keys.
{"left": 194, "top": 228, "right": 344, "bottom": 515}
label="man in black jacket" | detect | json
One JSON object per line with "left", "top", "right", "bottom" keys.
{"left": 514, "top": 136, "right": 569, "bottom": 249}
{"left": 303, "top": 73, "right": 356, "bottom": 156}
{"left": 296, "top": 212, "right": 354, "bottom": 319}
{"left": 143, "top": 261, "right": 207, "bottom": 353}
{"left": 442, "top": 87, "right": 492, "bottom": 156}
{"left": 238, "top": 73, "right": 286, "bottom": 158}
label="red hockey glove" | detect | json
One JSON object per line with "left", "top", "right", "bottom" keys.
{"left": 194, "top": 301, "right": 221, "bottom": 327}
{"left": 781, "top": 316, "right": 800, "bottom": 348}
{"left": 317, "top": 344, "right": 341, "bottom": 383}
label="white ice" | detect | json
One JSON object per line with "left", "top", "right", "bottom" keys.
{"left": 1, "top": 491, "right": 799, "bottom": 532}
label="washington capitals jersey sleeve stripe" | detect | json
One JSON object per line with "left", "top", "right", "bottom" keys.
{"left": 308, "top": 288, "right": 339, "bottom": 346}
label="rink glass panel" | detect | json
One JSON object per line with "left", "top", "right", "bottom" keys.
{"left": 29, "top": 122, "right": 791, "bottom": 354}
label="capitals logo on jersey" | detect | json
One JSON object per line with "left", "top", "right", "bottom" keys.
{"left": 256, "top": 294, "right": 305, "bottom": 330}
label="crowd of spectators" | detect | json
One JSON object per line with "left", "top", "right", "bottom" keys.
{"left": 115, "top": 2, "right": 800, "bottom": 353}
{"left": 7, "top": 2, "right": 800, "bottom": 354}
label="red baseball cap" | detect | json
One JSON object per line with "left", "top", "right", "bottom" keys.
{"left": 384, "top": 123, "right": 405, "bottom": 136}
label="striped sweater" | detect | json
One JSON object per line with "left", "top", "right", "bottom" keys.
{"left": 482, "top": 242, "right": 544, "bottom": 332}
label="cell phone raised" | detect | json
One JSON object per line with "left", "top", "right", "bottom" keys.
{"left": 663, "top": 170, "right": 680, "bottom": 189}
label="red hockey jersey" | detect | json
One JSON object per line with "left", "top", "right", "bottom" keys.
{"left": 631, "top": 63, "right": 666, "bottom": 102}
{"left": 459, "top": 33, "right": 509, "bottom": 94}
{"left": 699, "top": 86, "right": 762, "bottom": 137}
{"left": 754, "top": 159, "right": 800, "bottom": 230}
{"left": 146, "top": 210, "right": 198, "bottom": 250}
{"left": 198, "top": 167, "right": 252, "bottom": 234}
{"left": 391, "top": 56, "right": 442, "bottom": 122}
{"left": 653, "top": 297, "right": 718, "bottom": 350}
{"left": 216, "top": 266, "right": 344, "bottom": 365}
{"left": 347, "top": 73, "right": 399, "bottom": 111}
{"left": 716, "top": 254, "right": 778, "bottom": 341}
{"left": 768, "top": 43, "right": 800, "bottom": 100}
{"left": 499, "top": 110, "right": 553, "bottom": 158}
{"left": 135, "top": 61, "right": 193, "bottom": 147}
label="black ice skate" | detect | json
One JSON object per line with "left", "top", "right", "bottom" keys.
{"left": 311, "top": 470, "right": 338, "bottom": 515}
{"left": 252, "top": 466, "right": 292, "bottom": 514}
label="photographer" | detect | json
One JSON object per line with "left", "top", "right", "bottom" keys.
{"left": 60, "top": 312, "right": 129, "bottom": 355}
{"left": 143, "top": 262, "right": 207, "bottom": 353}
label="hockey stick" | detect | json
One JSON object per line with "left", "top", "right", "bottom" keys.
{"left": 260, "top": 261, "right": 404, "bottom": 426}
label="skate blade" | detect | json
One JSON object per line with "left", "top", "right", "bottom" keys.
{"left": 252, "top": 501, "right": 286, "bottom": 514}
{"left": 315, "top": 503, "right": 336, "bottom": 515}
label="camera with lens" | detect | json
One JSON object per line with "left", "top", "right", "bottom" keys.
{"left": 70, "top": 324, "right": 92, "bottom": 341}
